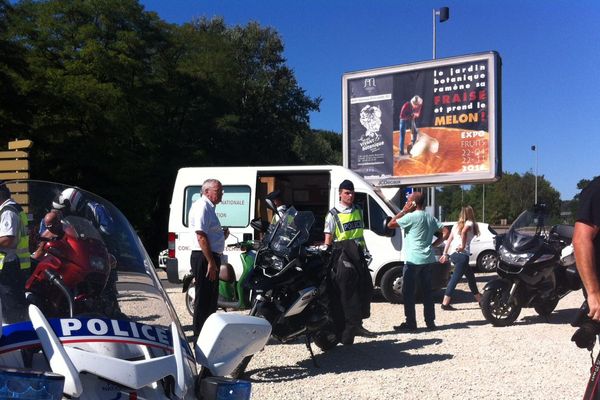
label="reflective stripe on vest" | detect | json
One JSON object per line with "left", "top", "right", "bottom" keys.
{"left": 0, "top": 204, "right": 30, "bottom": 270}
{"left": 330, "top": 208, "right": 366, "bottom": 249}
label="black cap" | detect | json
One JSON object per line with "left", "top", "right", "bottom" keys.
{"left": 266, "top": 190, "right": 281, "bottom": 200}
{"left": 339, "top": 180, "right": 354, "bottom": 191}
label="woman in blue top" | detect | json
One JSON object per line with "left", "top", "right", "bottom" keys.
{"left": 439, "top": 205, "right": 482, "bottom": 310}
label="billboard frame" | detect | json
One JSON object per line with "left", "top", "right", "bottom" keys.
{"left": 342, "top": 51, "right": 502, "bottom": 187}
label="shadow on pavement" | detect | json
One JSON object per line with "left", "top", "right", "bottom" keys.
{"left": 246, "top": 337, "right": 452, "bottom": 382}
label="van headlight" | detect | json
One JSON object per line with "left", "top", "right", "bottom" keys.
{"left": 0, "top": 368, "right": 64, "bottom": 399}
{"left": 499, "top": 245, "right": 533, "bottom": 266}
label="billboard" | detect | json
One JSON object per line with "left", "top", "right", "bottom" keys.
{"left": 342, "top": 52, "right": 501, "bottom": 187}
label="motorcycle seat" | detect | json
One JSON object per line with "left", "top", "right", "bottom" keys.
{"left": 219, "top": 263, "right": 236, "bottom": 283}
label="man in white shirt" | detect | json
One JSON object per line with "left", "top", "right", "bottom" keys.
{"left": 188, "top": 179, "right": 228, "bottom": 339}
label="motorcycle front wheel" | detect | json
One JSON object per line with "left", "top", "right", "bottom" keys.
{"left": 185, "top": 286, "right": 195, "bottom": 317}
{"left": 481, "top": 287, "right": 522, "bottom": 327}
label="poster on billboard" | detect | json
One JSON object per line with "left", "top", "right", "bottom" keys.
{"left": 342, "top": 52, "right": 501, "bottom": 187}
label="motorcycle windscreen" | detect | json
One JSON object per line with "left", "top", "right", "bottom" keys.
{"left": 0, "top": 180, "right": 196, "bottom": 398}
{"left": 504, "top": 209, "right": 545, "bottom": 253}
{"left": 268, "top": 207, "right": 315, "bottom": 257}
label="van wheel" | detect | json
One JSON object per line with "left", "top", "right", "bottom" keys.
{"left": 381, "top": 266, "right": 404, "bottom": 304}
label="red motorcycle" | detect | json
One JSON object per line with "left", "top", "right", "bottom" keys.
{"left": 25, "top": 215, "right": 112, "bottom": 318}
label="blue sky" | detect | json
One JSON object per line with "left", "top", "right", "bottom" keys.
{"left": 141, "top": 0, "right": 600, "bottom": 200}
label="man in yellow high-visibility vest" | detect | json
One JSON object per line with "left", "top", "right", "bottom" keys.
{"left": 0, "top": 181, "right": 29, "bottom": 322}
{"left": 324, "top": 180, "right": 375, "bottom": 345}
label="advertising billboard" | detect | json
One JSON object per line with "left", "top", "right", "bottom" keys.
{"left": 342, "top": 52, "right": 501, "bottom": 187}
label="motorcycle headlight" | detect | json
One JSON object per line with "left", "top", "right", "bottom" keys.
{"left": 0, "top": 368, "right": 64, "bottom": 399}
{"left": 89, "top": 255, "right": 107, "bottom": 271}
{"left": 266, "top": 255, "right": 284, "bottom": 271}
{"left": 498, "top": 245, "right": 533, "bottom": 266}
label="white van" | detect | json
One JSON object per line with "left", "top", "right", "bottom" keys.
{"left": 166, "top": 165, "right": 450, "bottom": 303}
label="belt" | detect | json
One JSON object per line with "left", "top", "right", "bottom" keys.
{"left": 194, "top": 250, "right": 223, "bottom": 256}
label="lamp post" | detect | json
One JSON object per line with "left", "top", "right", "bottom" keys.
{"left": 431, "top": 7, "right": 449, "bottom": 216}
{"left": 432, "top": 7, "right": 449, "bottom": 59}
{"left": 531, "top": 145, "right": 538, "bottom": 204}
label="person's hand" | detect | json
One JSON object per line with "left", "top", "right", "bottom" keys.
{"left": 588, "top": 293, "right": 600, "bottom": 321}
{"left": 223, "top": 227, "right": 230, "bottom": 240}
{"left": 439, "top": 254, "right": 449, "bottom": 264}
{"left": 206, "top": 260, "right": 218, "bottom": 281}
{"left": 456, "top": 245, "right": 464, "bottom": 253}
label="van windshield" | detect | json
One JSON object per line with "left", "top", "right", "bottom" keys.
{"left": 373, "top": 188, "right": 400, "bottom": 214}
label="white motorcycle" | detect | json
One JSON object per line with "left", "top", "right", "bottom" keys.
{"left": 0, "top": 180, "right": 271, "bottom": 399}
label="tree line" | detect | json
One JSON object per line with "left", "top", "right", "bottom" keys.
{"left": 0, "top": 0, "right": 340, "bottom": 256}
{"left": 0, "top": 0, "right": 592, "bottom": 258}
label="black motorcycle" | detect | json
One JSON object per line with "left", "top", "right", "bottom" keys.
{"left": 480, "top": 204, "right": 581, "bottom": 327}
{"left": 231, "top": 206, "right": 339, "bottom": 378}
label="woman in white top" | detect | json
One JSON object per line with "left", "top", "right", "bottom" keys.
{"left": 439, "top": 206, "right": 481, "bottom": 310}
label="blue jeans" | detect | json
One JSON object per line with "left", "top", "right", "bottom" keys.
{"left": 403, "top": 263, "right": 435, "bottom": 327}
{"left": 444, "top": 252, "right": 480, "bottom": 297}
{"left": 399, "top": 119, "right": 418, "bottom": 155}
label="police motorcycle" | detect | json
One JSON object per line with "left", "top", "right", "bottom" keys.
{"left": 480, "top": 204, "right": 581, "bottom": 327}
{"left": 0, "top": 181, "right": 270, "bottom": 399}
{"left": 183, "top": 237, "right": 258, "bottom": 316}
{"left": 230, "top": 205, "right": 339, "bottom": 379}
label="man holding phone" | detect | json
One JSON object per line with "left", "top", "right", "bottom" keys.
{"left": 387, "top": 192, "right": 448, "bottom": 331}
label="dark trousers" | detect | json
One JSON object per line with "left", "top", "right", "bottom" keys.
{"left": 0, "top": 260, "right": 28, "bottom": 323}
{"left": 444, "top": 252, "right": 479, "bottom": 297}
{"left": 403, "top": 263, "right": 435, "bottom": 327}
{"left": 191, "top": 251, "right": 220, "bottom": 338}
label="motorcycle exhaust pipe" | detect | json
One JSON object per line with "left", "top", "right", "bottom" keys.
{"left": 45, "top": 269, "right": 74, "bottom": 318}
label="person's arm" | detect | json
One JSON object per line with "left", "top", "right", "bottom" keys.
{"left": 574, "top": 221, "right": 600, "bottom": 320}
{"left": 439, "top": 229, "right": 454, "bottom": 264}
{"left": 324, "top": 233, "right": 333, "bottom": 246}
{"left": 197, "top": 231, "right": 218, "bottom": 281}
{"left": 0, "top": 235, "right": 15, "bottom": 247}
{"left": 388, "top": 201, "right": 416, "bottom": 229}
{"left": 432, "top": 225, "right": 450, "bottom": 248}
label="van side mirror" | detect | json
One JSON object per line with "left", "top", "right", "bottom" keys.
{"left": 382, "top": 216, "right": 395, "bottom": 237}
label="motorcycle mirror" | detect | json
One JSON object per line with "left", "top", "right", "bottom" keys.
{"left": 265, "top": 198, "right": 276, "bottom": 212}
{"left": 382, "top": 216, "right": 395, "bottom": 237}
{"left": 250, "top": 217, "right": 269, "bottom": 233}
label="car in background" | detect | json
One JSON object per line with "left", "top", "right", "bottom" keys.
{"left": 440, "top": 221, "right": 499, "bottom": 272}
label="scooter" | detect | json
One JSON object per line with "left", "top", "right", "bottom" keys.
{"left": 183, "top": 238, "right": 258, "bottom": 316}
{"left": 480, "top": 204, "right": 581, "bottom": 327}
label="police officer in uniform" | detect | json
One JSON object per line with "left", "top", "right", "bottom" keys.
{"left": 324, "top": 179, "right": 375, "bottom": 345}
{"left": 266, "top": 189, "right": 288, "bottom": 224}
{"left": 0, "top": 181, "right": 29, "bottom": 322}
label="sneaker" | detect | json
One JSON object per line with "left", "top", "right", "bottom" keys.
{"left": 356, "top": 326, "right": 377, "bottom": 338}
{"left": 393, "top": 322, "right": 417, "bottom": 332}
{"left": 441, "top": 304, "right": 457, "bottom": 311}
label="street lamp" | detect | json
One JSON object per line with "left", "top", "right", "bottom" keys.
{"left": 531, "top": 145, "right": 538, "bottom": 204}
{"left": 433, "top": 7, "right": 449, "bottom": 59}
{"left": 430, "top": 7, "right": 449, "bottom": 216}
